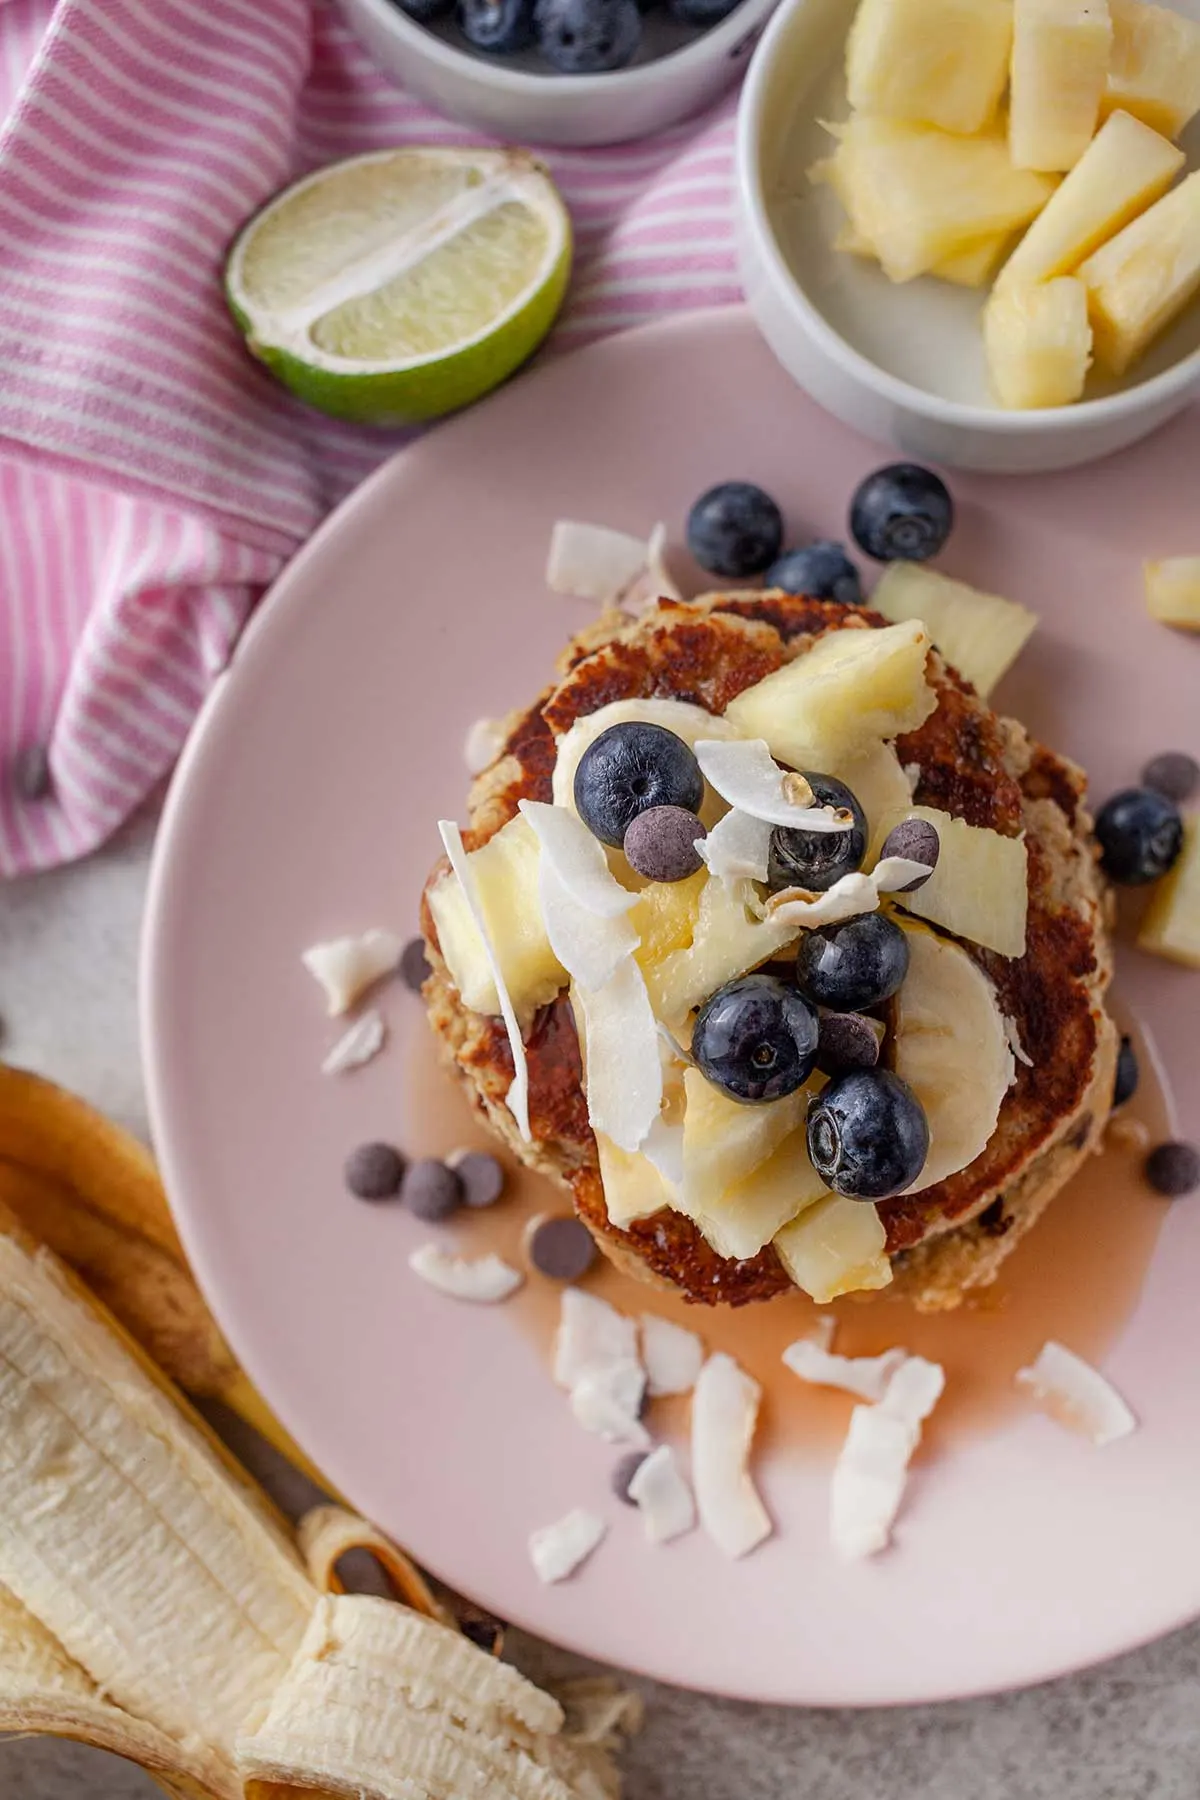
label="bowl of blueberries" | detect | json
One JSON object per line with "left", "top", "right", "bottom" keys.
{"left": 338, "top": 0, "right": 778, "bottom": 146}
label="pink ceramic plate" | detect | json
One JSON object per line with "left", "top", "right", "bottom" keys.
{"left": 144, "top": 310, "right": 1200, "bottom": 1706}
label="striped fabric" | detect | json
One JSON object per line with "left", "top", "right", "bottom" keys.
{"left": 0, "top": 0, "right": 745, "bottom": 876}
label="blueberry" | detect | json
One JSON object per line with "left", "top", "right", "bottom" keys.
{"left": 1145, "top": 1140, "right": 1200, "bottom": 1198}
{"left": 807, "top": 1069, "right": 929, "bottom": 1199}
{"left": 535, "top": 0, "right": 640, "bottom": 68}
{"left": 768, "top": 772, "right": 866, "bottom": 893}
{"left": 459, "top": 0, "right": 534, "bottom": 53}
{"left": 1112, "top": 1035, "right": 1139, "bottom": 1110}
{"left": 765, "top": 541, "right": 862, "bottom": 605}
{"left": 1142, "top": 751, "right": 1199, "bottom": 804}
{"left": 667, "top": 0, "right": 740, "bottom": 21}
{"left": 574, "top": 722, "right": 704, "bottom": 849}
{"left": 794, "top": 912, "right": 910, "bottom": 1012}
{"left": 1094, "top": 787, "right": 1183, "bottom": 885}
{"left": 686, "top": 482, "right": 784, "bottom": 579}
{"left": 849, "top": 464, "right": 954, "bottom": 563}
{"left": 393, "top": 0, "right": 452, "bottom": 19}
{"left": 692, "top": 973, "right": 819, "bottom": 1104}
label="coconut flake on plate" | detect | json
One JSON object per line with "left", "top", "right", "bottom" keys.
{"left": 829, "top": 1355, "right": 945, "bottom": 1560}
{"left": 628, "top": 1445, "right": 697, "bottom": 1544}
{"left": 641, "top": 1315, "right": 704, "bottom": 1397}
{"left": 1015, "top": 1341, "right": 1137, "bottom": 1446}
{"left": 782, "top": 1339, "right": 908, "bottom": 1403}
{"left": 546, "top": 521, "right": 652, "bottom": 605}
{"left": 572, "top": 957, "right": 663, "bottom": 1153}
{"left": 518, "top": 799, "right": 636, "bottom": 919}
{"left": 691, "top": 1353, "right": 771, "bottom": 1559}
{"left": 320, "top": 1008, "right": 387, "bottom": 1076}
{"left": 438, "top": 820, "right": 531, "bottom": 1142}
{"left": 301, "top": 929, "right": 403, "bottom": 1017}
{"left": 463, "top": 716, "right": 507, "bottom": 775}
{"left": 697, "top": 808, "right": 774, "bottom": 889}
{"left": 408, "top": 1244, "right": 524, "bottom": 1304}
{"left": 569, "top": 1357, "right": 650, "bottom": 1448}
{"left": 553, "top": 1289, "right": 640, "bottom": 1390}
{"left": 529, "top": 1508, "right": 608, "bottom": 1583}
{"left": 694, "top": 739, "right": 856, "bottom": 833}
{"left": 538, "top": 859, "right": 638, "bottom": 993}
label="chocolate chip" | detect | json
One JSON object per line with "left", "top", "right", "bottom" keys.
{"left": 1112, "top": 1035, "right": 1139, "bottom": 1109}
{"left": 460, "top": 1612, "right": 506, "bottom": 1654}
{"left": 977, "top": 1199, "right": 1011, "bottom": 1237}
{"left": 816, "top": 1011, "right": 882, "bottom": 1075}
{"left": 879, "top": 818, "right": 940, "bottom": 890}
{"left": 400, "top": 937, "right": 432, "bottom": 992}
{"left": 344, "top": 1141, "right": 405, "bottom": 1200}
{"left": 527, "top": 1214, "right": 597, "bottom": 1281}
{"left": 13, "top": 744, "right": 52, "bottom": 802}
{"left": 1145, "top": 1140, "right": 1200, "bottom": 1198}
{"left": 1142, "top": 752, "right": 1199, "bottom": 804}
{"left": 623, "top": 806, "right": 707, "bottom": 884}
{"left": 612, "top": 1450, "right": 649, "bottom": 1504}
{"left": 447, "top": 1149, "right": 505, "bottom": 1209}
{"left": 401, "top": 1157, "right": 463, "bottom": 1221}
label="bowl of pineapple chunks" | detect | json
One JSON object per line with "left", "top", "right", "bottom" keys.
{"left": 735, "top": 0, "right": 1200, "bottom": 470}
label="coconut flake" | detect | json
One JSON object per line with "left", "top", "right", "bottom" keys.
{"left": 320, "top": 1009, "right": 387, "bottom": 1076}
{"left": 408, "top": 1245, "right": 524, "bottom": 1304}
{"left": 641, "top": 1315, "right": 704, "bottom": 1396}
{"left": 697, "top": 808, "right": 774, "bottom": 888}
{"left": 438, "top": 820, "right": 530, "bottom": 1142}
{"left": 538, "top": 859, "right": 638, "bottom": 993}
{"left": 529, "top": 1509, "right": 607, "bottom": 1583}
{"left": 872, "top": 856, "right": 935, "bottom": 894}
{"left": 518, "top": 799, "right": 636, "bottom": 919}
{"left": 640, "top": 1114, "right": 685, "bottom": 1188}
{"left": 881, "top": 1354, "right": 946, "bottom": 1425}
{"left": 761, "top": 870, "right": 882, "bottom": 928}
{"left": 553, "top": 1289, "right": 640, "bottom": 1390}
{"left": 570, "top": 1357, "right": 650, "bottom": 1448}
{"left": 620, "top": 522, "right": 685, "bottom": 616}
{"left": 463, "top": 716, "right": 506, "bottom": 775}
{"left": 1004, "top": 1014, "right": 1035, "bottom": 1069}
{"left": 691, "top": 1353, "right": 771, "bottom": 1559}
{"left": 573, "top": 957, "right": 663, "bottom": 1153}
{"left": 782, "top": 1340, "right": 908, "bottom": 1402}
{"left": 1015, "top": 1341, "right": 1136, "bottom": 1446}
{"left": 628, "top": 1445, "right": 697, "bottom": 1544}
{"left": 829, "top": 1356, "right": 945, "bottom": 1560}
{"left": 547, "top": 521, "right": 650, "bottom": 604}
{"left": 694, "top": 739, "right": 854, "bottom": 833}
{"left": 301, "top": 929, "right": 403, "bottom": 1016}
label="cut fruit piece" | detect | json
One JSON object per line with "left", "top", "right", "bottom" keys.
{"left": 774, "top": 1193, "right": 893, "bottom": 1303}
{"left": 677, "top": 1124, "right": 830, "bottom": 1261}
{"left": 998, "top": 109, "right": 1185, "bottom": 289}
{"left": 1138, "top": 814, "right": 1200, "bottom": 967}
{"left": 822, "top": 116, "right": 1058, "bottom": 284}
{"left": 1102, "top": 0, "right": 1200, "bottom": 138}
{"left": 1010, "top": 0, "right": 1113, "bottom": 172}
{"left": 1079, "top": 169, "right": 1200, "bottom": 373}
{"left": 642, "top": 877, "right": 801, "bottom": 1028}
{"left": 874, "top": 805, "right": 1029, "bottom": 956}
{"left": 889, "top": 922, "right": 1016, "bottom": 1190}
{"left": 845, "top": 0, "right": 1014, "bottom": 135}
{"left": 427, "top": 813, "right": 565, "bottom": 1020}
{"left": 930, "top": 232, "right": 1015, "bottom": 286}
{"left": 724, "top": 619, "right": 937, "bottom": 766}
{"left": 1144, "top": 557, "right": 1200, "bottom": 631}
{"left": 870, "top": 563, "right": 1037, "bottom": 697}
{"left": 226, "top": 148, "right": 571, "bottom": 424}
{"left": 595, "top": 1133, "right": 675, "bottom": 1228}
{"left": 681, "top": 1066, "right": 806, "bottom": 1212}
{"left": 628, "top": 869, "right": 707, "bottom": 972}
{"left": 836, "top": 742, "right": 919, "bottom": 859}
{"left": 984, "top": 277, "right": 1094, "bottom": 408}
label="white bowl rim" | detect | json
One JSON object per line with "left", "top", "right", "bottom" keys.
{"left": 736, "top": 0, "right": 1200, "bottom": 439}
{"left": 349, "top": 0, "right": 773, "bottom": 102}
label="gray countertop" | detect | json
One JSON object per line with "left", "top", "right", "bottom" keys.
{"left": 2, "top": 819, "right": 1198, "bottom": 1800}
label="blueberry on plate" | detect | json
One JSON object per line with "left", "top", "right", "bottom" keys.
{"left": 459, "top": 0, "right": 535, "bottom": 53}
{"left": 535, "top": 0, "right": 640, "bottom": 69}
{"left": 849, "top": 464, "right": 954, "bottom": 563}
{"left": 1112, "top": 1035, "right": 1139, "bottom": 1110}
{"left": 394, "top": 0, "right": 453, "bottom": 19}
{"left": 767, "top": 773, "right": 866, "bottom": 893}
{"left": 794, "top": 912, "right": 910, "bottom": 1012}
{"left": 692, "top": 973, "right": 819, "bottom": 1104}
{"left": 667, "top": 0, "right": 740, "bottom": 21}
{"left": 686, "top": 481, "right": 784, "bottom": 579}
{"left": 1094, "top": 787, "right": 1184, "bottom": 885}
{"left": 765, "top": 541, "right": 862, "bottom": 605}
{"left": 807, "top": 1068, "right": 930, "bottom": 1199}
{"left": 574, "top": 721, "right": 704, "bottom": 848}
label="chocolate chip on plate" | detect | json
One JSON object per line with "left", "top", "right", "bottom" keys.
{"left": 612, "top": 1450, "right": 649, "bottom": 1505}
{"left": 1141, "top": 751, "right": 1199, "bottom": 805}
{"left": 879, "top": 817, "right": 940, "bottom": 890}
{"left": 399, "top": 937, "right": 432, "bottom": 992}
{"left": 816, "top": 1011, "right": 882, "bottom": 1076}
{"left": 344, "top": 1141, "right": 405, "bottom": 1200}
{"left": 401, "top": 1157, "right": 463, "bottom": 1221}
{"left": 623, "top": 806, "right": 707, "bottom": 884}
{"left": 527, "top": 1213, "right": 597, "bottom": 1281}
{"left": 1145, "top": 1140, "right": 1200, "bottom": 1198}
{"left": 447, "top": 1149, "right": 506, "bottom": 1209}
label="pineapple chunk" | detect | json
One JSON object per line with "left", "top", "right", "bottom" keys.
{"left": 678, "top": 1130, "right": 829, "bottom": 1261}
{"left": 1010, "top": 0, "right": 1113, "bottom": 172}
{"left": 1144, "top": 557, "right": 1200, "bottom": 630}
{"left": 984, "top": 276, "right": 1094, "bottom": 408}
{"left": 1138, "top": 815, "right": 1200, "bottom": 967}
{"left": 998, "top": 109, "right": 1185, "bottom": 288}
{"left": 677, "top": 1070, "right": 828, "bottom": 1258}
{"left": 596, "top": 1133, "right": 675, "bottom": 1228}
{"left": 846, "top": 0, "right": 1014, "bottom": 135}
{"left": 427, "top": 813, "right": 565, "bottom": 1019}
{"left": 835, "top": 741, "right": 918, "bottom": 855}
{"left": 643, "top": 877, "right": 800, "bottom": 1028}
{"left": 1102, "top": 0, "right": 1200, "bottom": 138}
{"left": 774, "top": 1194, "right": 892, "bottom": 1303}
{"left": 873, "top": 805, "right": 1029, "bottom": 956}
{"left": 724, "top": 619, "right": 937, "bottom": 767}
{"left": 932, "top": 232, "right": 1016, "bottom": 286}
{"left": 825, "top": 116, "right": 1058, "bottom": 284}
{"left": 629, "top": 869, "right": 706, "bottom": 974}
{"left": 871, "top": 563, "right": 1038, "bottom": 697}
{"left": 1079, "top": 171, "right": 1200, "bottom": 374}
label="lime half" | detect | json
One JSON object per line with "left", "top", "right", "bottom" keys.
{"left": 226, "top": 147, "right": 573, "bottom": 426}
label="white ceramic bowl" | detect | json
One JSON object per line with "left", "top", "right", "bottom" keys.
{"left": 734, "top": 0, "right": 1200, "bottom": 473}
{"left": 338, "top": 0, "right": 779, "bottom": 147}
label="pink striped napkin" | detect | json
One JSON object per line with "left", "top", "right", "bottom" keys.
{"left": 0, "top": 0, "right": 746, "bottom": 877}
